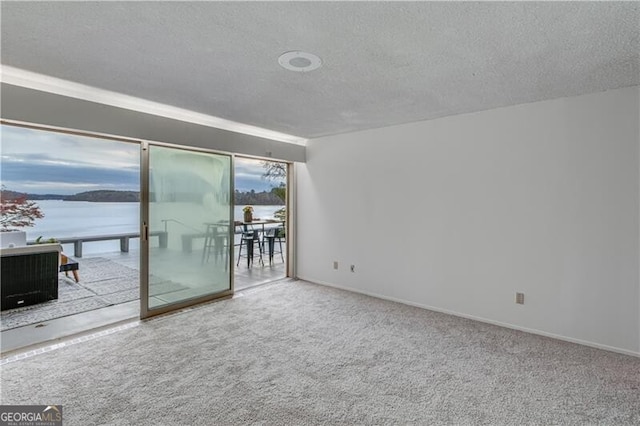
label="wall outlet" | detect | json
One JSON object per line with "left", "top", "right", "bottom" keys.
{"left": 350, "top": 265, "right": 355, "bottom": 273}
{"left": 516, "top": 292, "right": 525, "bottom": 304}
{"left": 333, "top": 261, "right": 339, "bottom": 270}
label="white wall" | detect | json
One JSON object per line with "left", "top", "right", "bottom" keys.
{"left": 297, "top": 86, "right": 640, "bottom": 355}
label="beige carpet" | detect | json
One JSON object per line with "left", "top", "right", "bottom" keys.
{"left": 1, "top": 280, "right": 639, "bottom": 425}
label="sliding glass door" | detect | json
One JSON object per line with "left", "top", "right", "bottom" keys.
{"left": 141, "top": 143, "right": 233, "bottom": 318}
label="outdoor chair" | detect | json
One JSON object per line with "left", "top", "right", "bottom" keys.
{"left": 60, "top": 252, "right": 80, "bottom": 283}
{"left": 263, "top": 226, "right": 285, "bottom": 264}
{"left": 202, "top": 223, "right": 228, "bottom": 266}
{"left": 236, "top": 225, "right": 263, "bottom": 268}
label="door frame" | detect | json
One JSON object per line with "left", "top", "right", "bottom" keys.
{"left": 139, "top": 140, "right": 235, "bottom": 320}
{"left": 233, "top": 155, "right": 294, "bottom": 282}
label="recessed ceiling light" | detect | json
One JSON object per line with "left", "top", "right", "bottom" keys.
{"left": 278, "top": 51, "right": 322, "bottom": 73}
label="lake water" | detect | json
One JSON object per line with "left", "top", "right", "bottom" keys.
{"left": 25, "top": 200, "right": 283, "bottom": 255}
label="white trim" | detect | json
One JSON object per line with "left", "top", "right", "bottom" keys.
{"left": 299, "top": 276, "right": 640, "bottom": 359}
{"left": 1, "top": 65, "right": 308, "bottom": 146}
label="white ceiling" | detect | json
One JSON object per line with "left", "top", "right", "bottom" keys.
{"left": 1, "top": 2, "right": 638, "bottom": 140}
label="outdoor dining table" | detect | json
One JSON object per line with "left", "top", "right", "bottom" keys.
{"left": 201, "top": 219, "right": 285, "bottom": 266}
{"left": 237, "top": 219, "right": 285, "bottom": 234}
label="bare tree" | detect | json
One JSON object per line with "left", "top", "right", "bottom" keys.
{"left": 261, "top": 161, "right": 287, "bottom": 181}
{"left": 261, "top": 161, "right": 287, "bottom": 202}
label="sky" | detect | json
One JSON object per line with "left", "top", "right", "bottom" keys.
{"left": 0, "top": 125, "right": 285, "bottom": 195}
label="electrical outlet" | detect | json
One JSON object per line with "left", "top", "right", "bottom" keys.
{"left": 333, "top": 261, "right": 338, "bottom": 270}
{"left": 350, "top": 265, "right": 355, "bottom": 273}
{"left": 516, "top": 292, "right": 525, "bottom": 304}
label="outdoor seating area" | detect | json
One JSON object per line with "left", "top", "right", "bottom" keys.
{"left": 0, "top": 239, "right": 286, "bottom": 333}
{"left": 199, "top": 220, "right": 286, "bottom": 268}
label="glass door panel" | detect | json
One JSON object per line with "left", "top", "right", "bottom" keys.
{"left": 143, "top": 144, "right": 232, "bottom": 313}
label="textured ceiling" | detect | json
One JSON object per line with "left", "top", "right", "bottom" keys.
{"left": 1, "top": 2, "right": 638, "bottom": 139}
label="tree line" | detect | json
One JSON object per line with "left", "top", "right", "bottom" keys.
{"left": 234, "top": 189, "right": 285, "bottom": 205}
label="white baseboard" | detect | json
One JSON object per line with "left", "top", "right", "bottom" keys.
{"left": 298, "top": 276, "right": 640, "bottom": 359}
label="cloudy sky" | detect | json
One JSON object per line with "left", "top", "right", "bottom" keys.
{"left": 0, "top": 125, "right": 284, "bottom": 195}
{"left": 234, "top": 157, "right": 284, "bottom": 192}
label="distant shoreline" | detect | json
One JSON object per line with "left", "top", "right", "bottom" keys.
{"left": 5, "top": 189, "right": 284, "bottom": 205}
{"left": 21, "top": 190, "right": 139, "bottom": 203}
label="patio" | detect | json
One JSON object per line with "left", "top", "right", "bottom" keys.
{"left": 0, "top": 244, "right": 286, "bottom": 349}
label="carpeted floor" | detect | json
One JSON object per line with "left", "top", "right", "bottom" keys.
{"left": 0, "top": 257, "right": 186, "bottom": 331}
{"left": 1, "top": 280, "right": 639, "bottom": 425}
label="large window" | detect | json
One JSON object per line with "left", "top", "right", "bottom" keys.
{"left": 0, "top": 124, "right": 141, "bottom": 338}
{"left": 1, "top": 124, "right": 140, "bottom": 254}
